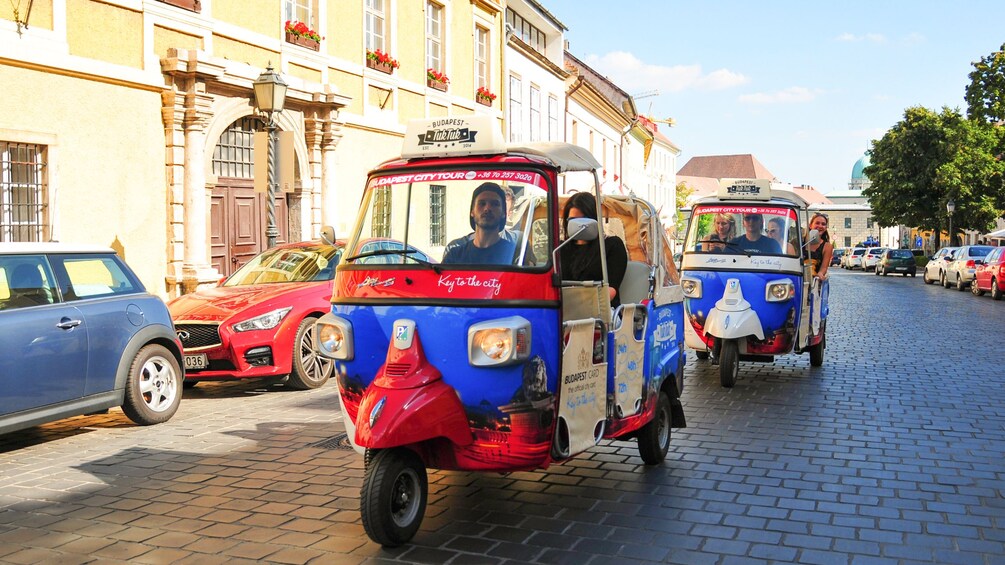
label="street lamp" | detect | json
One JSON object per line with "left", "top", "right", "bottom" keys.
{"left": 253, "top": 63, "right": 288, "bottom": 249}
{"left": 946, "top": 198, "right": 956, "bottom": 247}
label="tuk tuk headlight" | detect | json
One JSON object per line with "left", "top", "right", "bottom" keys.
{"left": 681, "top": 277, "right": 702, "bottom": 298}
{"left": 469, "top": 316, "right": 531, "bottom": 366}
{"left": 315, "top": 314, "right": 353, "bottom": 360}
{"left": 765, "top": 279, "right": 795, "bottom": 302}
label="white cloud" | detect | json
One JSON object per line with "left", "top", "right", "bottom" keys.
{"left": 738, "top": 87, "right": 822, "bottom": 104}
{"left": 582, "top": 51, "right": 748, "bottom": 93}
{"left": 835, "top": 32, "right": 887, "bottom": 43}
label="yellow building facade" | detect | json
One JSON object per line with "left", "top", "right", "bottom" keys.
{"left": 1, "top": 0, "right": 505, "bottom": 297}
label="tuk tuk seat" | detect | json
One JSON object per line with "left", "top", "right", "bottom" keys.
{"left": 619, "top": 260, "right": 650, "bottom": 305}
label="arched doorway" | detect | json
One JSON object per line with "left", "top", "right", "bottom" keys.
{"left": 210, "top": 117, "right": 290, "bottom": 276}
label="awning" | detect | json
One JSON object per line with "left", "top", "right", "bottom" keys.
{"left": 985, "top": 227, "right": 1005, "bottom": 238}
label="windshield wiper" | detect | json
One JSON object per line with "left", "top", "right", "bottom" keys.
{"left": 344, "top": 249, "right": 442, "bottom": 273}
{"left": 699, "top": 239, "right": 752, "bottom": 258}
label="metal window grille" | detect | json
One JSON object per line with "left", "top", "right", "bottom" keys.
{"left": 509, "top": 75, "right": 523, "bottom": 142}
{"left": 212, "top": 117, "right": 258, "bottom": 179}
{"left": 426, "top": 2, "right": 443, "bottom": 72}
{"left": 1, "top": 142, "right": 49, "bottom": 242}
{"left": 365, "top": 0, "right": 385, "bottom": 52}
{"left": 372, "top": 186, "right": 391, "bottom": 238}
{"left": 284, "top": 0, "right": 312, "bottom": 27}
{"left": 429, "top": 185, "right": 445, "bottom": 246}
{"left": 844, "top": 217, "right": 851, "bottom": 229}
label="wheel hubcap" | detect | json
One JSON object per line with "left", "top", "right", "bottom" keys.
{"left": 300, "top": 325, "right": 333, "bottom": 382}
{"left": 390, "top": 468, "right": 420, "bottom": 527}
{"left": 139, "top": 356, "right": 177, "bottom": 412}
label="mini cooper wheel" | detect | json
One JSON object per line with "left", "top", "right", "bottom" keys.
{"left": 637, "top": 391, "right": 671, "bottom": 465}
{"left": 287, "top": 317, "right": 334, "bottom": 390}
{"left": 361, "top": 448, "right": 427, "bottom": 547}
{"left": 121, "top": 344, "right": 182, "bottom": 425}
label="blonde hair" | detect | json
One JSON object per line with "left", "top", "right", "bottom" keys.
{"left": 712, "top": 212, "right": 736, "bottom": 240}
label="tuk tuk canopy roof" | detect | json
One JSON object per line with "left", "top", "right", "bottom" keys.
{"left": 506, "top": 142, "right": 602, "bottom": 173}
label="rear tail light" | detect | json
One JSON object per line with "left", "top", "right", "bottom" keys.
{"left": 966, "top": 260, "right": 975, "bottom": 268}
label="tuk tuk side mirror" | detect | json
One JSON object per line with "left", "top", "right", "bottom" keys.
{"left": 804, "top": 229, "right": 820, "bottom": 248}
{"left": 320, "top": 225, "right": 336, "bottom": 245}
{"left": 552, "top": 217, "right": 599, "bottom": 285}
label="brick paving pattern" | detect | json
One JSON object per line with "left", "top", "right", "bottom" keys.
{"left": 1, "top": 269, "right": 1003, "bottom": 563}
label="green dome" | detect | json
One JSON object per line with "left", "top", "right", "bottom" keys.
{"left": 851, "top": 153, "right": 871, "bottom": 180}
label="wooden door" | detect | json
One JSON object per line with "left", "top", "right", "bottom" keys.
{"left": 211, "top": 179, "right": 288, "bottom": 277}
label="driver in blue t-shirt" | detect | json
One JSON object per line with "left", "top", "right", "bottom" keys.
{"left": 730, "top": 213, "right": 781, "bottom": 254}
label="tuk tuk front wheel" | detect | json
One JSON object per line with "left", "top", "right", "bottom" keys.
{"left": 360, "top": 448, "right": 427, "bottom": 547}
{"left": 809, "top": 333, "right": 825, "bottom": 367}
{"left": 638, "top": 391, "right": 671, "bottom": 465}
{"left": 719, "top": 341, "right": 739, "bottom": 388}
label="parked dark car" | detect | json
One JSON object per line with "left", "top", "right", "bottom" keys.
{"left": 830, "top": 247, "right": 846, "bottom": 267}
{"left": 876, "top": 248, "right": 917, "bottom": 277}
{"left": 0, "top": 243, "right": 184, "bottom": 434}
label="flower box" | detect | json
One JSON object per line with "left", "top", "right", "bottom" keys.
{"left": 475, "top": 87, "right": 497, "bottom": 107}
{"left": 158, "top": 0, "right": 201, "bottom": 12}
{"left": 366, "top": 58, "right": 394, "bottom": 75}
{"left": 427, "top": 78, "right": 448, "bottom": 92}
{"left": 285, "top": 31, "right": 320, "bottom": 51}
{"left": 366, "top": 50, "right": 399, "bottom": 75}
{"left": 476, "top": 94, "right": 493, "bottom": 106}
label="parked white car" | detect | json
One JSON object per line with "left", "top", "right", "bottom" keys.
{"left": 922, "top": 247, "right": 958, "bottom": 285}
{"left": 844, "top": 247, "right": 867, "bottom": 269}
{"left": 944, "top": 245, "right": 996, "bottom": 290}
{"left": 861, "top": 247, "right": 888, "bottom": 271}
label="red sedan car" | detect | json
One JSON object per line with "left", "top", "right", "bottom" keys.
{"left": 972, "top": 246, "right": 1005, "bottom": 300}
{"left": 168, "top": 238, "right": 344, "bottom": 389}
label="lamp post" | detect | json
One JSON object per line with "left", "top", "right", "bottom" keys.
{"left": 946, "top": 198, "right": 956, "bottom": 247}
{"left": 252, "top": 64, "right": 288, "bottom": 250}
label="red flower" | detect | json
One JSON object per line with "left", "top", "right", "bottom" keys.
{"left": 476, "top": 86, "right": 497, "bottom": 101}
{"left": 285, "top": 20, "right": 322, "bottom": 42}
{"left": 367, "top": 49, "right": 400, "bottom": 69}
{"left": 427, "top": 68, "right": 450, "bottom": 84}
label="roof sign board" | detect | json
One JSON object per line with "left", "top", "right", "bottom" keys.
{"left": 717, "top": 178, "right": 772, "bottom": 201}
{"left": 401, "top": 116, "right": 507, "bottom": 159}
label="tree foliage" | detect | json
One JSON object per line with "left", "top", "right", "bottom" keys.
{"left": 965, "top": 43, "right": 1005, "bottom": 124}
{"left": 674, "top": 181, "right": 695, "bottom": 238}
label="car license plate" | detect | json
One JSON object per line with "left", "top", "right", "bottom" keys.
{"left": 184, "top": 354, "right": 207, "bottom": 370}
{"left": 895, "top": 267, "right": 907, "bottom": 271}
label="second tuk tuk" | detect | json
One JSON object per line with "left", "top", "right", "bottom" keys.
{"left": 314, "top": 116, "right": 686, "bottom": 547}
{"left": 680, "top": 178, "right": 827, "bottom": 388}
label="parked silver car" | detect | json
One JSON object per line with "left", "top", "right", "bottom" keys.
{"left": 922, "top": 247, "right": 958, "bottom": 285}
{"left": 844, "top": 247, "right": 867, "bottom": 269}
{"left": 944, "top": 245, "right": 996, "bottom": 291}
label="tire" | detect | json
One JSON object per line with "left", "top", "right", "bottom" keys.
{"left": 694, "top": 350, "right": 710, "bottom": 360}
{"left": 972, "top": 280, "right": 984, "bottom": 297}
{"left": 286, "top": 317, "right": 333, "bottom": 390}
{"left": 875, "top": 267, "right": 881, "bottom": 276}
{"left": 120, "top": 344, "right": 182, "bottom": 425}
{"left": 941, "top": 272, "right": 950, "bottom": 288}
{"left": 923, "top": 269, "right": 933, "bottom": 284}
{"left": 956, "top": 275, "right": 967, "bottom": 292}
{"left": 719, "top": 340, "right": 738, "bottom": 388}
{"left": 992, "top": 278, "right": 1002, "bottom": 301}
{"left": 637, "top": 391, "right": 671, "bottom": 465}
{"left": 809, "top": 333, "right": 825, "bottom": 367}
{"left": 360, "top": 448, "right": 427, "bottom": 547}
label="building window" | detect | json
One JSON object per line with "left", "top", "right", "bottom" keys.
{"left": 426, "top": 1, "right": 444, "bottom": 74}
{"left": 505, "top": 8, "right": 546, "bottom": 53}
{"left": 508, "top": 75, "right": 523, "bottom": 142}
{"left": 1, "top": 142, "right": 48, "bottom": 242}
{"left": 844, "top": 217, "right": 852, "bottom": 229}
{"left": 867, "top": 217, "right": 874, "bottom": 229}
{"left": 429, "top": 185, "right": 445, "bottom": 246}
{"left": 284, "top": 0, "right": 313, "bottom": 28}
{"left": 844, "top": 236, "right": 851, "bottom": 247}
{"left": 372, "top": 186, "right": 391, "bottom": 238}
{"left": 548, "top": 95, "right": 559, "bottom": 141}
{"left": 212, "top": 118, "right": 257, "bottom": 179}
{"left": 529, "top": 85, "right": 541, "bottom": 142}
{"left": 475, "top": 25, "right": 489, "bottom": 90}
{"left": 364, "top": 0, "right": 388, "bottom": 53}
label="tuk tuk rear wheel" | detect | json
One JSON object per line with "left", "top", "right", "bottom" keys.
{"left": 360, "top": 448, "right": 427, "bottom": 547}
{"left": 809, "top": 334, "right": 825, "bottom": 367}
{"left": 638, "top": 391, "right": 671, "bottom": 465}
{"left": 719, "top": 341, "right": 738, "bottom": 388}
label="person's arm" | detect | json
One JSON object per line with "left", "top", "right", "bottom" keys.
{"left": 605, "top": 237, "right": 629, "bottom": 293}
{"left": 817, "top": 242, "right": 833, "bottom": 279}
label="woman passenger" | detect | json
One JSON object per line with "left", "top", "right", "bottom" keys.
{"left": 560, "top": 192, "right": 629, "bottom": 307}
{"left": 805, "top": 212, "right": 833, "bottom": 281}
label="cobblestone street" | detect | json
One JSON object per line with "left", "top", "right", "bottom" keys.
{"left": 1, "top": 268, "right": 1003, "bottom": 564}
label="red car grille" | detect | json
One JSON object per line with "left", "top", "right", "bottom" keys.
{"left": 175, "top": 324, "right": 222, "bottom": 349}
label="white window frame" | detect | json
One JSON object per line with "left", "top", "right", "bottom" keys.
{"left": 475, "top": 25, "right": 489, "bottom": 91}
{"left": 508, "top": 75, "right": 523, "bottom": 142}
{"left": 548, "top": 95, "right": 558, "bottom": 141}
{"left": 529, "top": 85, "right": 541, "bottom": 142}
{"left": 283, "top": 0, "right": 313, "bottom": 28}
{"left": 426, "top": 1, "right": 444, "bottom": 73}
{"left": 364, "top": 0, "right": 388, "bottom": 53}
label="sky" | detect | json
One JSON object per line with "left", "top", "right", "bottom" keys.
{"left": 541, "top": 0, "right": 1005, "bottom": 194}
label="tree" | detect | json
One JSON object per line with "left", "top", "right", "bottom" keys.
{"left": 674, "top": 181, "right": 695, "bottom": 240}
{"left": 965, "top": 43, "right": 1005, "bottom": 124}
{"left": 935, "top": 118, "right": 1005, "bottom": 239}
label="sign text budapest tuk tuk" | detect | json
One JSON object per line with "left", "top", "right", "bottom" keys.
{"left": 679, "top": 178, "right": 827, "bottom": 387}
{"left": 314, "top": 116, "right": 686, "bottom": 546}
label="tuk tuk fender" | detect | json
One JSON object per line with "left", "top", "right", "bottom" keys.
{"left": 703, "top": 278, "right": 765, "bottom": 341}
{"left": 353, "top": 380, "right": 473, "bottom": 450}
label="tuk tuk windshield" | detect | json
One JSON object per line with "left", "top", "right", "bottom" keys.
{"left": 685, "top": 205, "right": 800, "bottom": 257}
{"left": 346, "top": 169, "right": 550, "bottom": 269}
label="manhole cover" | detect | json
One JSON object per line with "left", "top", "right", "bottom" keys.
{"left": 310, "top": 433, "right": 354, "bottom": 450}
